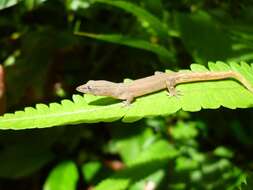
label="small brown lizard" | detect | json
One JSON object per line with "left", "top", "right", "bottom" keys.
{"left": 76, "top": 71, "right": 253, "bottom": 105}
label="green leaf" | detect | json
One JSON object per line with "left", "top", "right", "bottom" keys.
{"left": 176, "top": 11, "right": 235, "bottom": 63}
{"left": 0, "top": 0, "right": 47, "bottom": 10}
{"left": 95, "top": 167, "right": 166, "bottom": 190}
{"left": 81, "top": 161, "right": 113, "bottom": 185}
{"left": 1, "top": 61, "right": 253, "bottom": 130}
{"left": 175, "top": 156, "right": 199, "bottom": 171}
{"left": 67, "top": 0, "right": 90, "bottom": 10}
{"left": 127, "top": 139, "right": 179, "bottom": 166}
{"left": 94, "top": 140, "right": 176, "bottom": 190}
{"left": 82, "top": 161, "right": 103, "bottom": 182}
{"left": 0, "top": 0, "right": 19, "bottom": 10}
{"left": 240, "top": 172, "right": 253, "bottom": 190}
{"left": 213, "top": 146, "right": 234, "bottom": 158}
{"left": 108, "top": 126, "right": 157, "bottom": 165}
{"left": 95, "top": 178, "right": 129, "bottom": 190}
{"left": 75, "top": 32, "right": 174, "bottom": 61}
{"left": 91, "top": 0, "right": 169, "bottom": 38}
{"left": 0, "top": 128, "right": 62, "bottom": 178}
{"left": 43, "top": 161, "right": 79, "bottom": 190}
{"left": 24, "top": 0, "right": 47, "bottom": 9}
{"left": 129, "top": 169, "right": 165, "bottom": 190}
{"left": 170, "top": 121, "right": 199, "bottom": 140}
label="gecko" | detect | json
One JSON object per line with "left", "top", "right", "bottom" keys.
{"left": 76, "top": 71, "right": 253, "bottom": 105}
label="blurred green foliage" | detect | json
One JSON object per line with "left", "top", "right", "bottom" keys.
{"left": 1, "top": 0, "right": 253, "bottom": 189}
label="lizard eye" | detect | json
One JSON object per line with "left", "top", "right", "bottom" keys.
{"left": 87, "top": 85, "right": 91, "bottom": 90}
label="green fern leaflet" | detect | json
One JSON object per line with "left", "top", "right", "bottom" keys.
{"left": 0, "top": 61, "right": 253, "bottom": 130}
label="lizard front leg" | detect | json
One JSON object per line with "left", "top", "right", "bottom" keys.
{"left": 115, "top": 86, "right": 134, "bottom": 106}
{"left": 122, "top": 95, "right": 134, "bottom": 106}
{"left": 165, "top": 79, "right": 181, "bottom": 97}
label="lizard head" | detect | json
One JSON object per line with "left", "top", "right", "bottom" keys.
{"left": 76, "top": 80, "right": 118, "bottom": 96}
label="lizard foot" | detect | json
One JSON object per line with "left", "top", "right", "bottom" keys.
{"left": 167, "top": 89, "right": 182, "bottom": 98}
{"left": 121, "top": 99, "right": 132, "bottom": 107}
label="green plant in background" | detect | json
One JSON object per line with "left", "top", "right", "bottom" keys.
{"left": 1, "top": 0, "right": 253, "bottom": 190}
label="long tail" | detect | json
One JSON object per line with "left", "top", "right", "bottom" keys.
{"left": 229, "top": 71, "right": 253, "bottom": 93}
{"left": 176, "top": 71, "right": 253, "bottom": 93}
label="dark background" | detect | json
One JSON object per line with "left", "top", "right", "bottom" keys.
{"left": 0, "top": 0, "right": 253, "bottom": 189}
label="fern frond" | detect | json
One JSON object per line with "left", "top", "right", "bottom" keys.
{"left": 75, "top": 32, "right": 174, "bottom": 61}
{"left": 0, "top": 61, "right": 253, "bottom": 130}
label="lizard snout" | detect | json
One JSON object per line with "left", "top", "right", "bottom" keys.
{"left": 76, "top": 85, "right": 89, "bottom": 93}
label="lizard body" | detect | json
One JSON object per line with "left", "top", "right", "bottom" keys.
{"left": 76, "top": 71, "right": 253, "bottom": 105}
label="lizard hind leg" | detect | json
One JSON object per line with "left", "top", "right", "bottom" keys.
{"left": 122, "top": 95, "right": 134, "bottom": 106}
{"left": 165, "top": 79, "right": 182, "bottom": 98}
